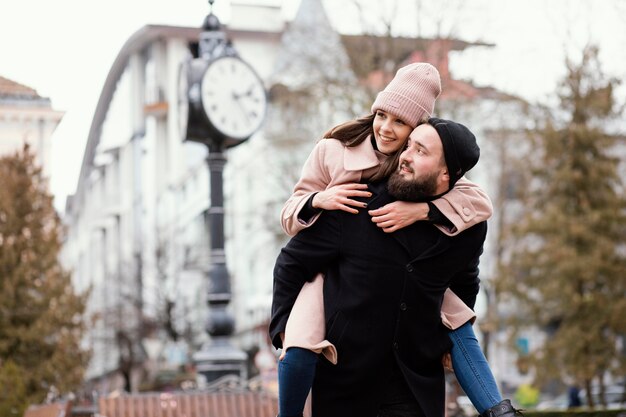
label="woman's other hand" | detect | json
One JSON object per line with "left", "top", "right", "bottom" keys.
{"left": 368, "top": 201, "right": 429, "bottom": 233}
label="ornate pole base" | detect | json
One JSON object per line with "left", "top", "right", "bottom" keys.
{"left": 194, "top": 336, "right": 248, "bottom": 386}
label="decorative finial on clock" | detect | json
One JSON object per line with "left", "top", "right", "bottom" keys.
{"left": 202, "top": 0, "right": 221, "bottom": 31}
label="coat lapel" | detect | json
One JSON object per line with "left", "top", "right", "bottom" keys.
{"left": 406, "top": 232, "right": 451, "bottom": 263}
{"left": 367, "top": 181, "right": 451, "bottom": 262}
{"left": 344, "top": 137, "right": 380, "bottom": 172}
{"left": 366, "top": 181, "right": 414, "bottom": 256}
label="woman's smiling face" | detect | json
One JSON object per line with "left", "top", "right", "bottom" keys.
{"left": 372, "top": 110, "right": 413, "bottom": 155}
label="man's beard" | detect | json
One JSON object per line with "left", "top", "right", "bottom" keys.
{"left": 387, "top": 169, "right": 439, "bottom": 202}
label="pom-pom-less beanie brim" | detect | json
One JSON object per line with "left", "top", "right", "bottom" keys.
{"left": 371, "top": 63, "right": 442, "bottom": 128}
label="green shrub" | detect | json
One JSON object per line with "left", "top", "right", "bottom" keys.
{"left": 0, "top": 360, "right": 28, "bottom": 416}
{"left": 515, "top": 384, "right": 540, "bottom": 408}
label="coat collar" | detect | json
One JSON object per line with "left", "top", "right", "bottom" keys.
{"left": 366, "top": 180, "right": 451, "bottom": 263}
{"left": 344, "top": 136, "right": 381, "bottom": 172}
{"left": 364, "top": 180, "right": 391, "bottom": 210}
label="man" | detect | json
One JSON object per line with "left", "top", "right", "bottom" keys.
{"left": 270, "top": 118, "right": 487, "bottom": 417}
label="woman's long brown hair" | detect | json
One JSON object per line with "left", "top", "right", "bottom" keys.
{"left": 322, "top": 113, "right": 405, "bottom": 182}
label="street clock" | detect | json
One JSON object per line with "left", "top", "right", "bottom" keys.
{"left": 200, "top": 56, "right": 267, "bottom": 143}
{"left": 177, "top": 54, "right": 267, "bottom": 148}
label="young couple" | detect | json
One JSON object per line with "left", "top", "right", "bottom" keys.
{"left": 270, "top": 63, "right": 518, "bottom": 417}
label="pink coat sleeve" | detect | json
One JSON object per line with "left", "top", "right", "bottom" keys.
{"left": 280, "top": 141, "right": 333, "bottom": 236}
{"left": 431, "top": 176, "right": 493, "bottom": 236}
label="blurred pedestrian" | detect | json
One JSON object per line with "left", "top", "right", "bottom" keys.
{"left": 568, "top": 385, "right": 582, "bottom": 408}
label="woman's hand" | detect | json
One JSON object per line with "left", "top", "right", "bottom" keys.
{"left": 312, "top": 183, "right": 371, "bottom": 214}
{"left": 368, "top": 201, "right": 429, "bottom": 233}
{"left": 442, "top": 352, "right": 453, "bottom": 371}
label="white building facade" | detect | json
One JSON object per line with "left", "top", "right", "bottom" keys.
{"left": 0, "top": 76, "right": 63, "bottom": 179}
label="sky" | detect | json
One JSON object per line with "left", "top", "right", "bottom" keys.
{"left": 1, "top": 0, "right": 624, "bottom": 210}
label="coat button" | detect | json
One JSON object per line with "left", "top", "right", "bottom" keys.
{"left": 399, "top": 302, "right": 407, "bottom": 311}
{"left": 406, "top": 264, "right": 414, "bottom": 272}
{"left": 463, "top": 207, "right": 471, "bottom": 216}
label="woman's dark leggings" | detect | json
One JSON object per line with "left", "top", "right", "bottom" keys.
{"left": 277, "top": 347, "right": 318, "bottom": 417}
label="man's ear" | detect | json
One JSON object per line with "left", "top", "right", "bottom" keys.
{"left": 439, "top": 168, "right": 451, "bottom": 192}
{"left": 441, "top": 168, "right": 450, "bottom": 183}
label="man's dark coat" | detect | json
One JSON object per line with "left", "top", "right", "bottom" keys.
{"left": 270, "top": 181, "right": 487, "bottom": 417}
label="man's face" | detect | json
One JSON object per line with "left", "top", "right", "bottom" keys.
{"left": 388, "top": 124, "right": 449, "bottom": 201}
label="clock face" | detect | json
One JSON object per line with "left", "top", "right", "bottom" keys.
{"left": 200, "top": 56, "right": 267, "bottom": 141}
{"left": 177, "top": 59, "right": 190, "bottom": 140}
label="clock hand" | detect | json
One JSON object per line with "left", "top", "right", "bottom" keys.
{"left": 240, "top": 83, "right": 256, "bottom": 98}
{"left": 232, "top": 92, "right": 251, "bottom": 124}
{"left": 232, "top": 85, "right": 254, "bottom": 99}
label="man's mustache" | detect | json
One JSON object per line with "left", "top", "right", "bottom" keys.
{"left": 399, "top": 161, "right": 413, "bottom": 173}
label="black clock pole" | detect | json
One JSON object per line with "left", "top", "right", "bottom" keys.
{"left": 191, "top": 0, "right": 247, "bottom": 385}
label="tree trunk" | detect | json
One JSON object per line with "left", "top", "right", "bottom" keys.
{"left": 597, "top": 374, "right": 607, "bottom": 408}
{"left": 585, "top": 379, "right": 594, "bottom": 408}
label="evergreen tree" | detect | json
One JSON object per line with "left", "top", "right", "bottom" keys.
{"left": 0, "top": 146, "right": 89, "bottom": 415}
{"left": 498, "top": 45, "right": 626, "bottom": 407}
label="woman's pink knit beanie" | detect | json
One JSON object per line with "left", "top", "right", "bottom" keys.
{"left": 371, "top": 63, "right": 442, "bottom": 128}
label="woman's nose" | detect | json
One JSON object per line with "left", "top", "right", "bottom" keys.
{"left": 380, "top": 120, "right": 393, "bottom": 132}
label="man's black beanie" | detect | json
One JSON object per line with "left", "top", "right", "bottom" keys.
{"left": 428, "top": 117, "right": 480, "bottom": 188}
